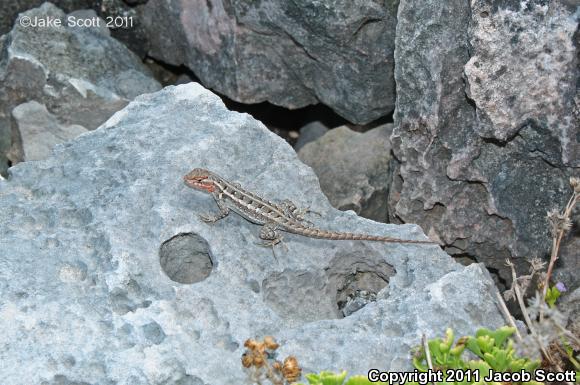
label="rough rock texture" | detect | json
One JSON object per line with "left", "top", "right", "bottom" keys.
{"left": 138, "top": 0, "right": 398, "bottom": 124}
{"left": 560, "top": 287, "right": 580, "bottom": 339}
{"left": 389, "top": 0, "right": 579, "bottom": 285}
{"left": 0, "top": 3, "right": 161, "bottom": 174}
{"left": 298, "top": 124, "right": 392, "bottom": 222}
{"left": 464, "top": 1, "right": 579, "bottom": 164}
{"left": 0, "top": 83, "right": 504, "bottom": 385}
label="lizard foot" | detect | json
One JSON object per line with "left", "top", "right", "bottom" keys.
{"left": 199, "top": 214, "right": 218, "bottom": 223}
{"left": 256, "top": 237, "right": 288, "bottom": 252}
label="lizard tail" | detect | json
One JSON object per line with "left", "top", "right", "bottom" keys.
{"left": 295, "top": 228, "right": 436, "bottom": 244}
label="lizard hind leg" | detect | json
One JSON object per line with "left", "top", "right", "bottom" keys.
{"left": 256, "top": 222, "right": 288, "bottom": 252}
{"left": 280, "top": 199, "right": 320, "bottom": 224}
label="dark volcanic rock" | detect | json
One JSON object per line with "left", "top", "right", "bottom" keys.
{"left": 465, "top": 0, "right": 579, "bottom": 164}
{"left": 138, "top": 0, "right": 398, "bottom": 124}
{"left": 390, "top": 0, "right": 579, "bottom": 285}
{"left": 0, "top": 83, "right": 504, "bottom": 384}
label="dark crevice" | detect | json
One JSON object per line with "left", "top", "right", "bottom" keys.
{"left": 478, "top": 120, "right": 523, "bottom": 146}
{"left": 144, "top": 55, "right": 391, "bottom": 144}
{"left": 354, "top": 113, "right": 394, "bottom": 129}
{"left": 223, "top": 99, "right": 349, "bottom": 132}
{"left": 351, "top": 17, "right": 383, "bottom": 39}
{"left": 527, "top": 149, "right": 561, "bottom": 169}
{"left": 446, "top": 252, "right": 478, "bottom": 266}
{"left": 480, "top": 136, "right": 509, "bottom": 148}
{"left": 464, "top": 93, "right": 477, "bottom": 110}
{"left": 485, "top": 264, "right": 509, "bottom": 289}
{"left": 279, "top": 28, "right": 319, "bottom": 63}
{"left": 144, "top": 56, "right": 201, "bottom": 86}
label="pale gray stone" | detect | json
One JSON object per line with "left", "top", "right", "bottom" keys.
{"left": 298, "top": 124, "right": 392, "bottom": 222}
{"left": 294, "top": 121, "right": 329, "bottom": 152}
{"left": 0, "top": 83, "right": 504, "bottom": 385}
{"left": 12, "top": 101, "right": 88, "bottom": 161}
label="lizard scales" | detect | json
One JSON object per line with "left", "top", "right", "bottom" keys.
{"left": 183, "top": 168, "right": 436, "bottom": 245}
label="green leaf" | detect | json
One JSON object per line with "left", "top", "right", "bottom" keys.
{"left": 412, "top": 355, "right": 429, "bottom": 372}
{"left": 428, "top": 339, "right": 441, "bottom": 357}
{"left": 522, "top": 360, "right": 541, "bottom": 372}
{"left": 545, "top": 286, "right": 561, "bottom": 308}
{"left": 450, "top": 343, "right": 466, "bottom": 357}
{"left": 345, "top": 375, "right": 387, "bottom": 385}
{"left": 476, "top": 335, "right": 495, "bottom": 354}
{"left": 475, "top": 328, "right": 493, "bottom": 338}
{"left": 308, "top": 371, "right": 348, "bottom": 385}
{"left": 466, "top": 337, "right": 484, "bottom": 358}
{"left": 443, "top": 328, "right": 455, "bottom": 349}
{"left": 468, "top": 360, "right": 492, "bottom": 383}
{"left": 304, "top": 373, "right": 323, "bottom": 385}
{"left": 488, "top": 349, "right": 508, "bottom": 371}
{"left": 490, "top": 326, "right": 515, "bottom": 347}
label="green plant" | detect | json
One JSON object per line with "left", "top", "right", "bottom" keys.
{"left": 410, "top": 327, "right": 543, "bottom": 385}
{"left": 544, "top": 285, "right": 562, "bottom": 308}
{"left": 298, "top": 371, "right": 385, "bottom": 385}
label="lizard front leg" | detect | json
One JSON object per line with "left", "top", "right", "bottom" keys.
{"left": 199, "top": 194, "right": 230, "bottom": 223}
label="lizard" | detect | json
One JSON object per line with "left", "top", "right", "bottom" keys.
{"left": 183, "top": 168, "right": 437, "bottom": 247}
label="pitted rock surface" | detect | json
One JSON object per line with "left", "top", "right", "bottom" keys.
{"left": 0, "top": 83, "right": 504, "bottom": 385}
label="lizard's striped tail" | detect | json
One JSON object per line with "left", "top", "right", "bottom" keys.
{"left": 293, "top": 227, "right": 436, "bottom": 244}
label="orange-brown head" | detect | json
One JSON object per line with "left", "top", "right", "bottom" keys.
{"left": 183, "top": 168, "right": 216, "bottom": 193}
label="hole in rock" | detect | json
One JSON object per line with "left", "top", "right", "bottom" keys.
{"left": 336, "top": 271, "right": 385, "bottom": 318}
{"left": 159, "top": 233, "right": 213, "bottom": 284}
{"left": 262, "top": 252, "right": 394, "bottom": 323}
{"left": 332, "top": 255, "right": 395, "bottom": 318}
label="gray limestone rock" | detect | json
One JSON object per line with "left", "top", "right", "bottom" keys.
{"left": 389, "top": 0, "right": 579, "bottom": 285}
{"left": 298, "top": 124, "right": 393, "bottom": 222}
{"left": 137, "top": 0, "right": 398, "bottom": 124}
{"left": 12, "top": 100, "right": 88, "bottom": 161}
{"left": 293, "top": 121, "right": 329, "bottom": 152}
{"left": 0, "top": 83, "right": 504, "bottom": 385}
{"left": 0, "top": 3, "right": 161, "bottom": 175}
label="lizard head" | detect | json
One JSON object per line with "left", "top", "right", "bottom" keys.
{"left": 183, "top": 168, "right": 215, "bottom": 193}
